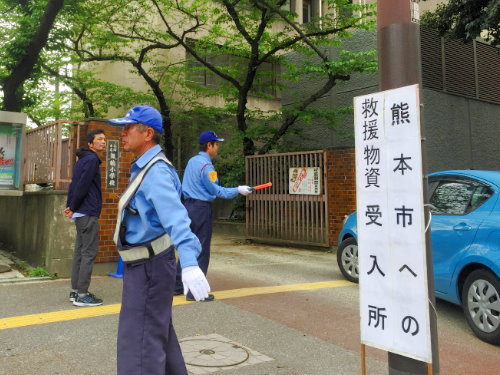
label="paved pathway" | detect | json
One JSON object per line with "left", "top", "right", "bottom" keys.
{"left": 1, "top": 235, "right": 499, "bottom": 375}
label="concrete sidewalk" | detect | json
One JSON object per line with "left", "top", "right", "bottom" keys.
{"left": 0, "top": 234, "right": 385, "bottom": 375}
{"left": 2, "top": 234, "right": 496, "bottom": 374}
{"left": 0, "top": 250, "right": 25, "bottom": 280}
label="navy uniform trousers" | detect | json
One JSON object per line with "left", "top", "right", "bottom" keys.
{"left": 175, "top": 199, "right": 212, "bottom": 294}
{"left": 117, "top": 247, "right": 187, "bottom": 375}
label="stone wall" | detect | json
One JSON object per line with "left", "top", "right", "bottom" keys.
{"left": 0, "top": 191, "right": 79, "bottom": 277}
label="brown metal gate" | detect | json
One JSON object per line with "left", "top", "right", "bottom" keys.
{"left": 245, "top": 150, "right": 329, "bottom": 247}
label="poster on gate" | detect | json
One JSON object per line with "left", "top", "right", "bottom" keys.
{"left": 288, "top": 167, "right": 321, "bottom": 195}
{"left": 0, "top": 124, "right": 17, "bottom": 186}
{"left": 354, "top": 84, "right": 432, "bottom": 363}
{"left": 0, "top": 111, "right": 26, "bottom": 195}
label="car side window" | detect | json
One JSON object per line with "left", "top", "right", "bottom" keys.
{"left": 430, "top": 181, "right": 476, "bottom": 215}
{"left": 467, "top": 186, "right": 493, "bottom": 213}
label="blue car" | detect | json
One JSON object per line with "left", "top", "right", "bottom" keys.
{"left": 337, "top": 170, "right": 500, "bottom": 345}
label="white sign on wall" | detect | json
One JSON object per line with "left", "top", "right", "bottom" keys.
{"left": 288, "top": 167, "right": 321, "bottom": 195}
{"left": 106, "top": 140, "right": 119, "bottom": 189}
{"left": 354, "top": 84, "right": 431, "bottom": 363}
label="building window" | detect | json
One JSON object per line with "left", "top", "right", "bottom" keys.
{"left": 342, "top": 0, "right": 354, "bottom": 18}
{"left": 303, "top": 0, "right": 312, "bottom": 23}
{"left": 185, "top": 40, "right": 280, "bottom": 99}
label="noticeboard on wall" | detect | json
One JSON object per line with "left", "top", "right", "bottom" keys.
{"left": 0, "top": 111, "right": 27, "bottom": 196}
{"left": 288, "top": 167, "right": 321, "bottom": 195}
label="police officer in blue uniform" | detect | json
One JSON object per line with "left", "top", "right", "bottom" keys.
{"left": 174, "top": 131, "right": 252, "bottom": 301}
{"left": 109, "top": 105, "right": 210, "bottom": 375}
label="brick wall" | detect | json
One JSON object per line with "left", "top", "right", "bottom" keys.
{"left": 325, "top": 148, "right": 356, "bottom": 246}
{"left": 75, "top": 120, "right": 134, "bottom": 263}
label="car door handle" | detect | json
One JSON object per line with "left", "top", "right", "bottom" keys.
{"left": 453, "top": 224, "right": 472, "bottom": 231}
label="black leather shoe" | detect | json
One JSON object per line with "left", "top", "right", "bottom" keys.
{"left": 186, "top": 294, "right": 215, "bottom": 302}
{"left": 173, "top": 290, "right": 183, "bottom": 296}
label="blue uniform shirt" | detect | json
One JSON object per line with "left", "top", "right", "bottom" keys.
{"left": 123, "top": 145, "right": 201, "bottom": 268}
{"left": 182, "top": 152, "right": 238, "bottom": 201}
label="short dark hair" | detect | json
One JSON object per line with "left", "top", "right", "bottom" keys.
{"left": 86, "top": 129, "right": 105, "bottom": 145}
{"left": 199, "top": 141, "right": 217, "bottom": 152}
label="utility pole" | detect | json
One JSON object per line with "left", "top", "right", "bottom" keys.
{"left": 377, "top": 0, "right": 440, "bottom": 373}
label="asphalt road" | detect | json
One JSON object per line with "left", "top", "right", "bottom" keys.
{"left": 0, "top": 235, "right": 498, "bottom": 375}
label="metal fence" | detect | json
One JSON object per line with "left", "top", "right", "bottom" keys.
{"left": 24, "top": 121, "right": 82, "bottom": 190}
{"left": 245, "top": 150, "right": 329, "bottom": 247}
{"left": 421, "top": 28, "right": 500, "bottom": 104}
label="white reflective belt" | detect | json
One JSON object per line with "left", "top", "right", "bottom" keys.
{"left": 117, "top": 234, "right": 173, "bottom": 262}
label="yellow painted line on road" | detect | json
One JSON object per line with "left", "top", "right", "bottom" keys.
{"left": 0, "top": 280, "right": 354, "bottom": 331}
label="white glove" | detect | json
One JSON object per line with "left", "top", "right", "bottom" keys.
{"left": 182, "top": 266, "right": 211, "bottom": 301}
{"left": 238, "top": 185, "right": 252, "bottom": 196}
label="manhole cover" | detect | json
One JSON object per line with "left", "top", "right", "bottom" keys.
{"left": 0, "top": 264, "right": 11, "bottom": 273}
{"left": 180, "top": 339, "right": 250, "bottom": 368}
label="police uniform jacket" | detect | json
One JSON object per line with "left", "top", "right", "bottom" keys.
{"left": 182, "top": 152, "right": 238, "bottom": 201}
{"left": 122, "top": 145, "right": 201, "bottom": 268}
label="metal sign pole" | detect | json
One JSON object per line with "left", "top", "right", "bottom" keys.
{"left": 377, "top": 1, "right": 440, "bottom": 373}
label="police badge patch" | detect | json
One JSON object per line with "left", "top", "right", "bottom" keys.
{"left": 208, "top": 171, "right": 218, "bottom": 182}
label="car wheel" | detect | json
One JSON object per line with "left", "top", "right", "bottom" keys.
{"left": 462, "top": 269, "right": 500, "bottom": 345}
{"left": 337, "top": 237, "right": 359, "bottom": 283}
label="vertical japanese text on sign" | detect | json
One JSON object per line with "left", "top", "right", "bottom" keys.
{"left": 354, "top": 84, "right": 431, "bottom": 363}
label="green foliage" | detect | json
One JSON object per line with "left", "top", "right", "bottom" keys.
{"left": 28, "top": 266, "right": 53, "bottom": 278}
{"left": 421, "top": 0, "right": 499, "bottom": 48}
{"left": 15, "top": 261, "right": 29, "bottom": 273}
{"left": 1, "top": 0, "right": 378, "bottom": 185}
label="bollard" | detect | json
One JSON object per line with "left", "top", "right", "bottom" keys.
{"left": 108, "top": 256, "right": 124, "bottom": 278}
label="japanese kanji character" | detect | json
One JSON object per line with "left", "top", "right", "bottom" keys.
{"left": 368, "top": 305, "right": 387, "bottom": 330}
{"left": 367, "top": 255, "right": 386, "bottom": 276}
{"left": 395, "top": 205, "right": 414, "bottom": 227}
{"left": 362, "top": 98, "right": 379, "bottom": 119}
{"left": 364, "top": 145, "right": 380, "bottom": 166}
{"left": 365, "top": 168, "right": 380, "bottom": 188}
{"left": 393, "top": 154, "right": 413, "bottom": 175}
{"left": 363, "top": 120, "right": 379, "bottom": 141}
{"left": 366, "top": 205, "right": 382, "bottom": 226}
{"left": 391, "top": 102, "right": 411, "bottom": 125}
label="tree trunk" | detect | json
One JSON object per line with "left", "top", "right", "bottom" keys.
{"left": 160, "top": 108, "right": 174, "bottom": 161}
{"left": 2, "top": 0, "right": 65, "bottom": 111}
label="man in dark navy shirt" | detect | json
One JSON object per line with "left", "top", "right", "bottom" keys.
{"left": 64, "top": 129, "right": 106, "bottom": 307}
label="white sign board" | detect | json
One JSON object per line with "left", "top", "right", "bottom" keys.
{"left": 289, "top": 167, "right": 321, "bottom": 195}
{"left": 354, "top": 84, "right": 431, "bottom": 363}
{"left": 106, "top": 140, "right": 119, "bottom": 189}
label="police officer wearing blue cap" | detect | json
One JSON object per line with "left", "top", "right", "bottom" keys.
{"left": 109, "top": 105, "right": 210, "bottom": 375}
{"left": 174, "top": 130, "right": 252, "bottom": 301}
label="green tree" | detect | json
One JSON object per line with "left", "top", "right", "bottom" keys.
{"left": 66, "top": 0, "right": 210, "bottom": 158}
{"left": 0, "top": 0, "right": 148, "bottom": 125}
{"left": 1, "top": 0, "right": 377, "bottom": 172}
{"left": 0, "top": 0, "right": 66, "bottom": 112}
{"left": 421, "top": 0, "right": 500, "bottom": 48}
{"left": 154, "top": 0, "right": 376, "bottom": 158}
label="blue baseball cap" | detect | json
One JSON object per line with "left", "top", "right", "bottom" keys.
{"left": 199, "top": 131, "right": 224, "bottom": 144}
{"left": 109, "top": 105, "right": 163, "bottom": 134}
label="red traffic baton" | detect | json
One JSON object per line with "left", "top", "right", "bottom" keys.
{"left": 250, "top": 182, "right": 272, "bottom": 192}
